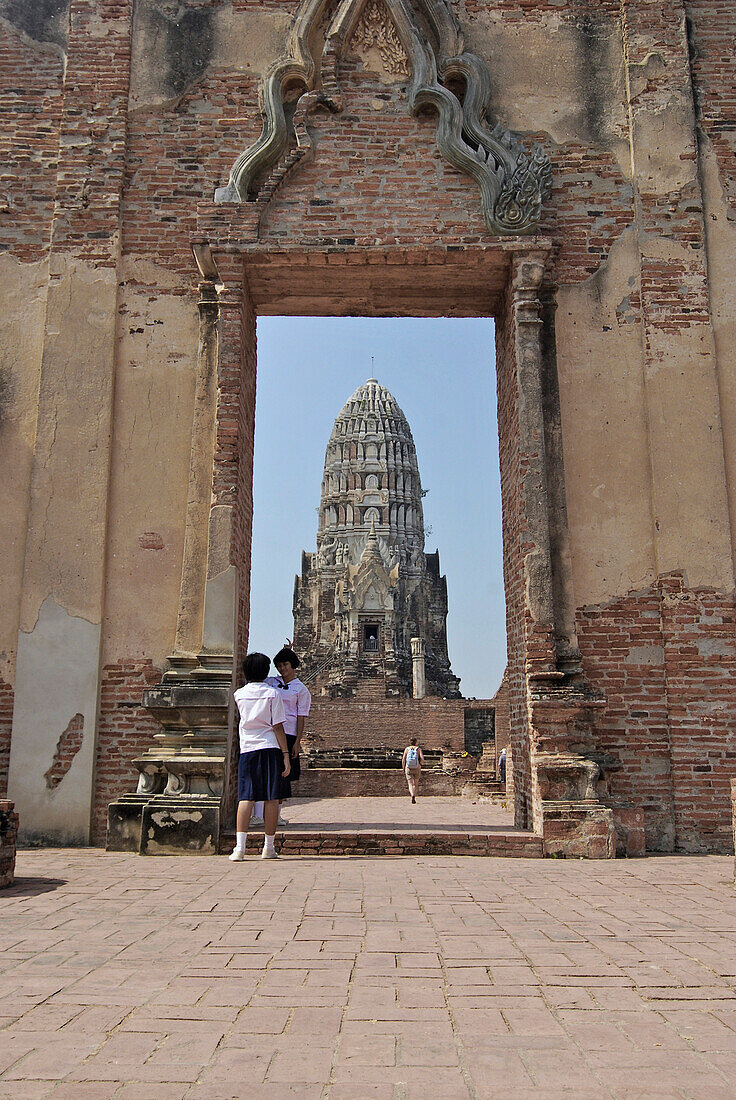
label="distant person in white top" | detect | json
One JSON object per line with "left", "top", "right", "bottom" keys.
{"left": 402, "top": 738, "right": 424, "bottom": 803}
{"left": 229, "top": 652, "right": 291, "bottom": 862}
{"left": 265, "top": 645, "right": 311, "bottom": 825}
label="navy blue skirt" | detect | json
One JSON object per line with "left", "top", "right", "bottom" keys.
{"left": 238, "top": 747, "right": 284, "bottom": 802}
{"left": 280, "top": 734, "right": 301, "bottom": 800}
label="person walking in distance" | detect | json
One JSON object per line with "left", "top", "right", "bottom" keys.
{"left": 266, "top": 644, "right": 311, "bottom": 825}
{"left": 230, "top": 652, "right": 291, "bottom": 861}
{"left": 402, "top": 737, "right": 424, "bottom": 803}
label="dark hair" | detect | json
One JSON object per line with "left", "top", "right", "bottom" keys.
{"left": 410, "top": 737, "right": 417, "bottom": 745}
{"left": 243, "top": 652, "right": 270, "bottom": 682}
{"left": 273, "top": 647, "right": 300, "bottom": 669}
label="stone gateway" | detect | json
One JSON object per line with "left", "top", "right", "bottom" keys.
{"left": 1, "top": 0, "right": 735, "bottom": 856}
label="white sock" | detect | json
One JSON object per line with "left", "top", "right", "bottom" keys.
{"left": 263, "top": 833, "right": 275, "bottom": 853}
{"left": 235, "top": 831, "right": 247, "bottom": 852}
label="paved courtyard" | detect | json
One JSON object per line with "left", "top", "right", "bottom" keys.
{"left": 1, "top": 849, "right": 735, "bottom": 1099}
{"left": 283, "top": 796, "right": 514, "bottom": 831}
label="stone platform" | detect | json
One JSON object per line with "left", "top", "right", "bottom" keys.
{"left": 220, "top": 796, "right": 538, "bottom": 857}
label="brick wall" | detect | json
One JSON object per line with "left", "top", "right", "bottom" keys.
{"left": 297, "top": 768, "right": 461, "bottom": 797}
{"left": 659, "top": 575, "right": 736, "bottom": 853}
{"left": 687, "top": 0, "right": 736, "bottom": 213}
{"left": 91, "top": 660, "right": 163, "bottom": 846}
{"left": 306, "top": 693, "right": 467, "bottom": 752}
{"left": 578, "top": 577, "right": 736, "bottom": 854}
{"left": 495, "top": 282, "right": 533, "bottom": 830}
{"left": 577, "top": 590, "right": 677, "bottom": 852}
{"left": 0, "top": 800, "right": 18, "bottom": 888}
{"left": 0, "top": 678, "right": 12, "bottom": 799}
{"left": 0, "top": 5, "right": 67, "bottom": 261}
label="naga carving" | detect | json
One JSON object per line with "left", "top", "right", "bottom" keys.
{"left": 214, "top": 0, "right": 552, "bottom": 236}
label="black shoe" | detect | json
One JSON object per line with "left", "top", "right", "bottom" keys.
{"left": 411, "top": 796, "right": 416, "bottom": 804}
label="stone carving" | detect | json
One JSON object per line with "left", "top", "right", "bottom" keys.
{"left": 350, "top": 0, "right": 410, "bottom": 78}
{"left": 214, "top": 0, "right": 552, "bottom": 236}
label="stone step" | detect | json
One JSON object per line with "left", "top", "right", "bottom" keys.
{"left": 220, "top": 826, "right": 543, "bottom": 857}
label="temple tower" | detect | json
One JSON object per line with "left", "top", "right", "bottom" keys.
{"left": 293, "top": 379, "right": 461, "bottom": 699}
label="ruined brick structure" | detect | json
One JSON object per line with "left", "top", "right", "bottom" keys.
{"left": 294, "top": 377, "right": 461, "bottom": 699}
{"left": 2, "top": 0, "right": 736, "bottom": 855}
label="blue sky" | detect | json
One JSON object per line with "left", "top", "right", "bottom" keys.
{"left": 249, "top": 316, "right": 506, "bottom": 698}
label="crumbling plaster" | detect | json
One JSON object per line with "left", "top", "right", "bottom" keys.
{"left": 0, "top": 254, "right": 47, "bottom": 687}
{"left": 462, "top": 9, "right": 630, "bottom": 177}
{"left": 100, "top": 257, "right": 198, "bottom": 667}
{"left": 698, "top": 134, "right": 736, "bottom": 587}
{"left": 18, "top": 253, "right": 118, "bottom": 634}
{"left": 130, "top": 1, "right": 292, "bottom": 110}
{"left": 555, "top": 229, "right": 656, "bottom": 608}
{"left": 8, "top": 596, "right": 99, "bottom": 845}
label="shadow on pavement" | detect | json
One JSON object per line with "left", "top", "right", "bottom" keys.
{"left": 2, "top": 877, "right": 67, "bottom": 897}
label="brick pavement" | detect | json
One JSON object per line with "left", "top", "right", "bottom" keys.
{"left": 282, "top": 797, "right": 514, "bottom": 830}
{"left": 1, "top": 851, "right": 735, "bottom": 1098}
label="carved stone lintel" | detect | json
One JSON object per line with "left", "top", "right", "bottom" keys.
{"left": 213, "top": 0, "right": 552, "bottom": 237}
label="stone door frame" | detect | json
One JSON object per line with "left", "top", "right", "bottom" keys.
{"left": 168, "top": 235, "right": 618, "bottom": 858}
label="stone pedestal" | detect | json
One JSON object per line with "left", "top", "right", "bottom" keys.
{"left": 1, "top": 800, "right": 19, "bottom": 887}
{"left": 106, "top": 655, "right": 231, "bottom": 854}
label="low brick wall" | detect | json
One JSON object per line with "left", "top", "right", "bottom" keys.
{"left": 1, "top": 799, "right": 18, "bottom": 887}
{"left": 296, "top": 767, "right": 462, "bottom": 798}
{"left": 221, "top": 828, "right": 543, "bottom": 857}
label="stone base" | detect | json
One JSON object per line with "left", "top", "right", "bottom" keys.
{"left": 106, "top": 795, "right": 220, "bottom": 855}
{"left": 610, "top": 805, "right": 646, "bottom": 857}
{"left": 1, "top": 800, "right": 19, "bottom": 887}
{"left": 540, "top": 800, "right": 616, "bottom": 859}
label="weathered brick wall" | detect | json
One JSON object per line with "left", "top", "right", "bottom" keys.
{"left": 297, "top": 768, "right": 461, "bottom": 797}
{"left": 306, "top": 694, "right": 467, "bottom": 752}
{"left": 578, "top": 578, "right": 736, "bottom": 854}
{"left": 495, "top": 282, "right": 532, "bottom": 830}
{"left": 659, "top": 575, "right": 736, "bottom": 853}
{"left": 2, "top": 0, "right": 736, "bottom": 853}
{"left": 0, "top": 3, "right": 68, "bottom": 261}
{"left": 0, "top": 800, "right": 18, "bottom": 888}
{"left": 91, "top": 660, "right": 163, "bottom": 846}
{"left": 577, "top": 590, "right": 677, "bottom": 852}
{"left": 687, "top": 0, "right": 736, "bottom": 213}
{"left": 0, "top": 678, "right": 12, "bottom": 799}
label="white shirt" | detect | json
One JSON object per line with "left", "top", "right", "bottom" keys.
{"left": 234, "top": 682, "right": 286, "bottom": 753}
{"left": 265, "top": 676, "right": 311, "bottom": 737}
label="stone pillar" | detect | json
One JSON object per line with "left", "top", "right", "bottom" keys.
{"left": 107, "top": 250, "right": 254, "bottom": 855}
{"left": 411, "top": 637, "right": 426, "bottom": 699}
{"left": 507, "top": 253, "right": 615, "bottom": 859}
{"left": 8, "top": 0, "right": 133, "bottom": 845}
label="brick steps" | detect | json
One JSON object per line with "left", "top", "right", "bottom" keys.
{"left": 220, "top": 826, "right": 543, "bottom": 857}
